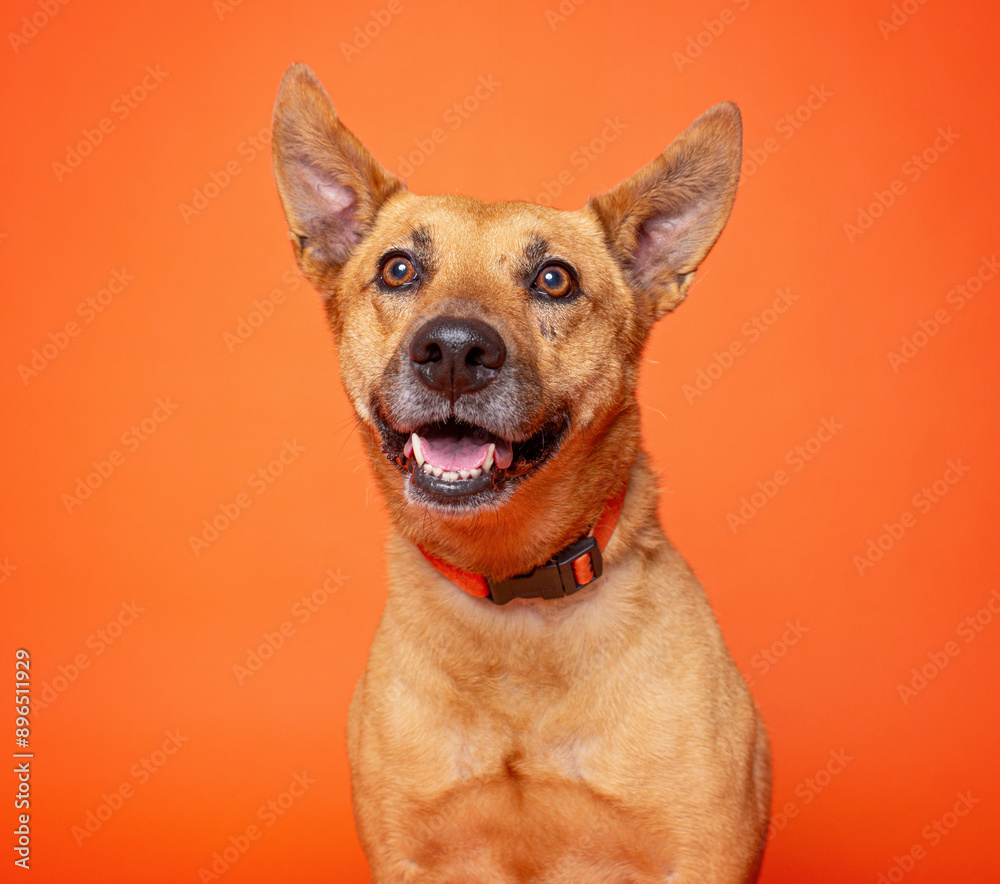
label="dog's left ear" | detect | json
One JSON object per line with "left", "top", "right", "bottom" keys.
{"left": 589, "top": 102, "right": 742, "bottom": 319}
{"left": 271, "top": 63, "right": 404, "bottom": 281}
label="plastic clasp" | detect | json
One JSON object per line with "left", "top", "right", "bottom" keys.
{"left": 487, "top": 536, "right": 603, "bottom": 605}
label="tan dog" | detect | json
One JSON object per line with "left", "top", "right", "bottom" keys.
{"left": 271, "top": 63, "right": 770, "bottom": 883}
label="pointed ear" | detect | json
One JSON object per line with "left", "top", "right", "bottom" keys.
{"left": 589, "top": 102, "right": 742, "bottom": 319}
{"left": 271, "top": 63, "right": 404, "bottom": 279}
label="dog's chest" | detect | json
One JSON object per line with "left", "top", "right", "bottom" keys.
{"left": 406, "top": 741, "right": 674, "bottom": 882}
{"left": 389, "top": 712, "right": 675, "bottom": 881}
{"left": 447, "top": 715, "right": 586, "bottom": 782}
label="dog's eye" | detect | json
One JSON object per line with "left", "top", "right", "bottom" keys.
{"left": 534, "top": 264, "right": 573, "bottom": 298}
{"left": 380, "top": 256, "right": 417, "bottom": 287}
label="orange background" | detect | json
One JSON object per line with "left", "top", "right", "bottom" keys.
{"left": 3, "top": 1, "right": 999, "bottom": 881}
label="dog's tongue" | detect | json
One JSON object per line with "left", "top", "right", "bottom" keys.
{"left": 404, "top": 429, "right": 513, "bottom": 470}
{"left": 423, "top": 435, "right": 492, "bottom": 471}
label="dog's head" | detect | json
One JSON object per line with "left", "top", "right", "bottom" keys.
{"left": 271, "top": 64, "right": 741, "bottom": 577}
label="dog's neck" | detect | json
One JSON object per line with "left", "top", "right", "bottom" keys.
{"left": 417, "top": 486, "right": 626, "bottom": 606}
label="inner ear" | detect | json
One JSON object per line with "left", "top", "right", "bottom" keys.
{"left": 286, "top": 161, "right": 362, "bottom": 259}
{"left": 589, "top": 102, "right": 742, "bottom": 318}
{"left": 634, "top": 207, "right": 708, "bottom": 286}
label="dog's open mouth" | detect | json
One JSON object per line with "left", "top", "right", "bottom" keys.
{"left": 375, "top": 412, "right": 566, "bottom": 503}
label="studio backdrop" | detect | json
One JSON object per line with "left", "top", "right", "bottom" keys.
{"left": 2, "top": 1, "right": 998, "bottom": 882}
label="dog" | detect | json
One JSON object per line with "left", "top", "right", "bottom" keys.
{"left": 271, "top": 63, "right": 770, "bottom": 884}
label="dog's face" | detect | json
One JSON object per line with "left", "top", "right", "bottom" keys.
{"left": 271, "top": 65, "right": 741, "bottom": 576}
{"left": 307, "top": 194, "right": 644, "bottom": 511}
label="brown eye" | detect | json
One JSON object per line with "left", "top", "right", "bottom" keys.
{"left": 534, "top": 264, "right": 573, "bottom": 298}
{"left": 380, "top": 256, "right": 416, "bottom": 287}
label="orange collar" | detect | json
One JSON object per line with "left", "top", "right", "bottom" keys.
{"left": 419, "top": 487, "right": 626, "bottom": 605}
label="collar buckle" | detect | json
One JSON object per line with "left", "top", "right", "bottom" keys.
{"left": 487, "top": 535, "right": 603, "bottom": 606}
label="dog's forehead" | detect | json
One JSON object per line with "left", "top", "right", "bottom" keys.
{"left": 372, "top": 193, "right": 606, "bottom": 266}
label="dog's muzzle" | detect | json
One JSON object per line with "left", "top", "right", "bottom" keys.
{"left": 372, "top": 315, "right": 567, "bottom": 507}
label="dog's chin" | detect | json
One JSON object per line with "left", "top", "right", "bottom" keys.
{"left": 372, "top": 408, "right": 568, "bottom": 513}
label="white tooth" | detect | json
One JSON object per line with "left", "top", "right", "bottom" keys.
{"left": 470, "top": 468, "right": 482, "bottom": 478}
{"left": 483, "top": 443, "right": 495, "bottom": 472}
{"left": 432, "top": 466, "right": 443, "bottom": 477}
{"left": 442, "top": 471, "right": 459, "bottom": 481}
{"left": 411, "top": 433, "right": 425, "bottom": 466}
{"left": 422, "top": 462, "right": 434, "bottom": 474}
{"left": 459, "top": 469, "right": 471, "bottom": 480}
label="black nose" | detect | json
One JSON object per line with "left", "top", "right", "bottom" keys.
{"left": 409, "top": 317, "right": 506, "bottom": 398}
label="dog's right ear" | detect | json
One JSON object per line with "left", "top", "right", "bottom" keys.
{"left": 271, "top": 63, "right": 404, "bottom": 280}
{"left": 589, "top": 102, "right": 742, "bottom": 320}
